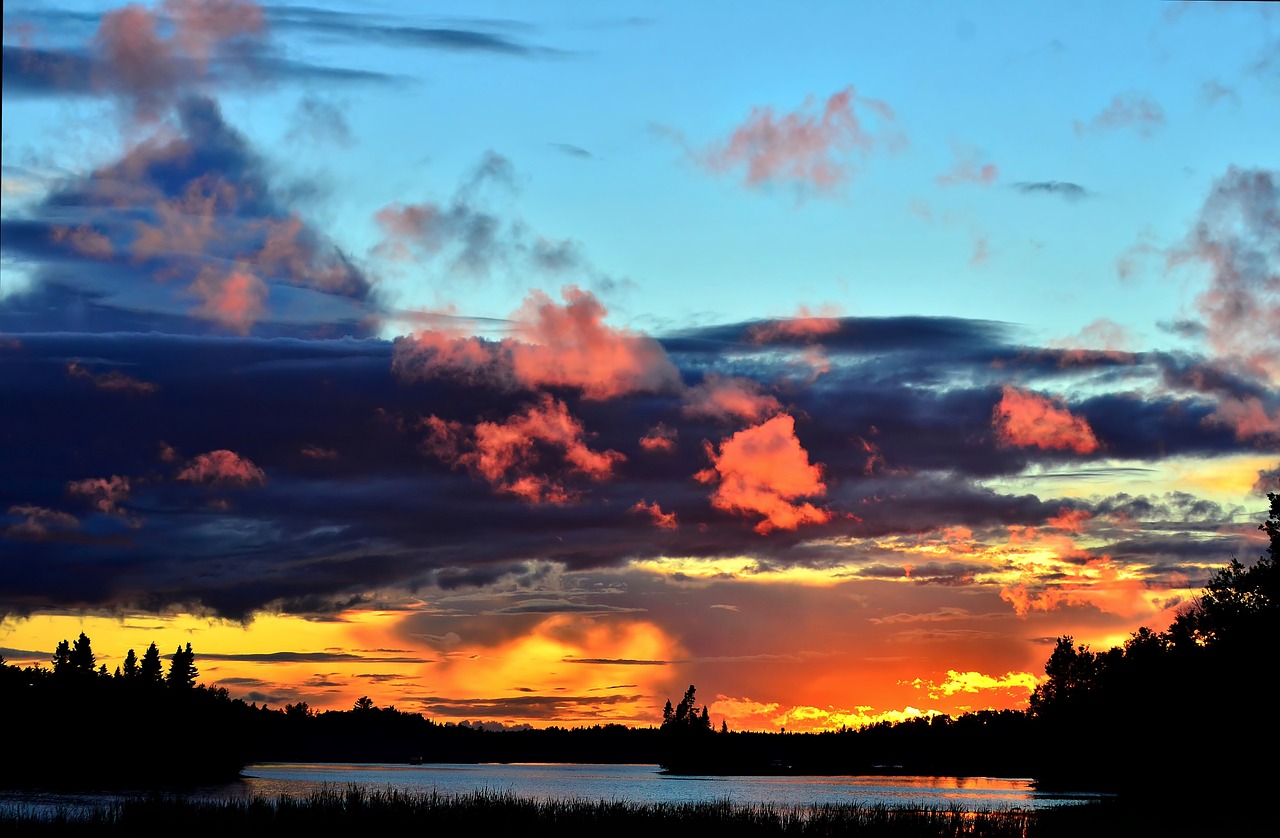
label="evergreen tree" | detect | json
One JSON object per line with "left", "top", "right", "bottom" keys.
{"left": 121, "top": 649, "right": 139, "bottom": 680}
{"left": 139, "top": 642, "right": 164, "bottom": 685}
{"left": 51, "top": 639, "right": 72, "bottom": 676}
{"left": 166, "top": 643, "right": 198, "bottom": 689}
{"left": 70, "top": 633, "right": 96, "bottom": 676}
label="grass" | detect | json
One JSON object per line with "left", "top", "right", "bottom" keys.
{"left": 1, "top": 785, "right": 1273, "bottom": 837}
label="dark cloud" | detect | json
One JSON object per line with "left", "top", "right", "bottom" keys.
{"left": 1011, "top": 181, "right": 1089, "bottom": 200}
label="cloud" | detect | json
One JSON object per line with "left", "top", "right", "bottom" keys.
{"left": 935, "top": 144, "right": 998, "bottom": 187}
{"left": 66, "top": 362, "right": 158, "bottom": 394}
{"left": 91, "top": 0, "right": 266, "bottom": 122}
{"left": 395, "top": 286, "right": 681, "bottom": 400}
{"left": 176, "top": 449, "right": 267, "bottom": 487}
{"left": 0, "top": 94, "right": 376, "bottom": 338}
{"left": 1011, "top": 181, "right": 1089, "bottom": 200}
{"left": 639, "top": 423, "right": 678, "bottom": 453}
{"left": 694, "top": 85, "right": 903, "bottom": 194}
{"left": 1255, "top": 464, "right": 1280, "bottom": 495}
{"left": 683, "top": 375, "right": 782, "bottom": 423}
{"left": 993, "top": 386, "right": 1100, "bottom": 454}
{"left": 631, "top": 500, "right": 678, "bottom": 530}
{"left": 424, "top": 395, "right": 624, "bottom": 504}
{"left": 696, "top": 414, "right": 832, "bottom": 534}
{"left": 1074, "top": 91, "right": 1165, "bottom": 137}
{"left": 5, "top": 505, "right": 79, "bottom": 540}
{"left": 746, "top": 305, "right": 842, "bottom": 344}
{"left": 66, "top": 476, "right": 131, "bottom": 515}
{"left": 1171, "top": 166, "right": 1280, "bottom": 384}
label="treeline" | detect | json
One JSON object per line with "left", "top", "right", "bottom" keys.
{"left": 657, "top": 493, "right": 1280, "bottom": 796}
{"left": 2, "top": 494, "right": 1275, "bottom": 795}
{"left": 1025, "top": 491, "right": 1278, "bottom": 796}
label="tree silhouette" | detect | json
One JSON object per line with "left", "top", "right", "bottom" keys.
{"left": 121, "top": 648, "right": 139, "bottom": 681}
{"left": 166, "top": 643, "right": 198, "bottom": 689}
{"left": 70, "top": 632, "right": 96, "bottom": 677}
{"left": 354, "top": 696, "right": 375, "bottom": 712}
{"left": 51, "top": 639, "right": 72, "bottom": 676}
{"left": 139, "top": 642, "right": 164, "bottom": 685}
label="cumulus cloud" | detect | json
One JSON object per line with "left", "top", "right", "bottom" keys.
{"left": 5, "top": 505, "right": 80, "bottom": 540}
{"left": 683, "top": 375, "right": 783, "bottom": 423}
{"left": 91, "top": 0, "right": 266, "bottom": 121}
{"left": 694, "top": 85, "right": 903, "bottom": 194}
{"left": 66, "top": 476, "right": 131, "bottom": 515}
{"left": 696, "top": 414, "right": 832, "bottom": 534}
{"left": 176, "top": 449, "right": 267, "bottom": 487}
{"left": 631, "top": 500, "right": 678, "bottom": 530}
{"left": 395, "top": 286, "right": 681, "bottom": 400}
{"left": 1171, "top": 166, "right": 1280, "bottom": 384}
{"left": 639, "top": 423, "right": 677, "bottom": 453}
{"left": 993, "top": 386, "right": 1100, "bottom": 454}
{"left": 424, "top": 395, "right": 624, "bottom": 504}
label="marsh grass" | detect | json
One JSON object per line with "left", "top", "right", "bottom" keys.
{"left": 5, "top": 785, "right": 1272, "bottom": 837}
{"left": 2, "top": 785, "right": 1038, "bottom": 837}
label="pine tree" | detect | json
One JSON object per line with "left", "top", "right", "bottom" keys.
{"left": 122, "top": 649, "right": 139, "bottom": 680}
{"left": 166, "top": 643, "right": 198, "bottom": 689}
{"left": 51, "top": 639, "right": 72, "bottom": 675}
{"left": 70, "top": 632, "right": 96, "bottom": 676}
{"left": 139, "top": 642, "right": 164, "bottom": 685}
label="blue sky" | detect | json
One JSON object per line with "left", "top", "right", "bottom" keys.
{"left": 1, "top": 1, "right": 1277, "bottom": 730}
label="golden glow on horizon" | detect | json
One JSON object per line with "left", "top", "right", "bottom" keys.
{"left": 628, "top": 555, "right": 852, "bottom": 585}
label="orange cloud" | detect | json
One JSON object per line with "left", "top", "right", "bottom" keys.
{"left": 509, "top": 286, "right": 681, "bottom": 399}
{"left": 631, "top": 500, "right": 678, "bottom": 530}
{"left": 66, "top": 362, "right": 158, "bottom": 394}
{"left": 67, "top": 476, "right": 131, "bottom": 514}
{"left": 177, "top": 449, "right": 266, "bottom": 487}
{"left": 395, "top": 286, "right": 680, "bottom": 400}
{"left": 190, "top": 265, "right": 267, "bottom": 333}
{"left": 1047, "top": 508, "right": 1092, "bottom": 533}
{"left": 639, "top": 423, "right": 677, "bottom": 453}
{"left": 697, "top": 413, "right": 832, "bottom": 534}
{"left": 697, "top": 86, "right": 902, "bottom": 193}
{"left": 747, "top": 305, "right": 842, "bottom": 343}
{"left": 683, "top": 375, "right": 783, "bottom": 423}
{"left": 425, "top": 396, "right": 624, "bottom": 504}
{"left": 993, "top": 386, "right": 1100, "bottom": 454}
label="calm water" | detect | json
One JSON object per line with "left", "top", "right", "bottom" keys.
{"left": 1, "top": 763, "right": 1109, "bottom": 816}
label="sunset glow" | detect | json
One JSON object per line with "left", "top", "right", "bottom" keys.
{"left": 2, "top": 0, "right": 1276, "bottom": 735}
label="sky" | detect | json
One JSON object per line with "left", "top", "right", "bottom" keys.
{"left": 1, "top": 0, "right": 1277, "bottom": 733}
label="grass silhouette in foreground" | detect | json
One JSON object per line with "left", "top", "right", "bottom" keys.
{"left": 2, "top": 786, "right": 1273, "bottom": 838}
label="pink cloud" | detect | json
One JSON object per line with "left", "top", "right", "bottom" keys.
{"left": 1204, "top": 396, "right": 1280, "bottom": 443}
{"left": 696, "top": 413, "right": 831, "bottom": 534}
{"left": 66, "top": 476, "right": 131, "bottom": 514}
{"left": 66, "top": 362, "right": 159, "bottom": 394}
{"left": 394, "top": 286, "right": 681, "bottom": 400}
{"left": 5, "top": 505, "right": 80, "bottom": 540}
{"left": 639, "top": 423, "right": 678, "bottom": 453}
{"left": 50, "top": 226, "right": 113, "bottom": 259}
{"left": 425, "top": 396, "right": 624, "bottom": 504}
{"left": 177, "top": 449, "right": 266, "bottom": 487}
{"left": 935, "top": 145, "right": 999, "bottom": 187}
{"left": 1048, "top": 318, "right": 1140, "bottom": 367}
{"left": 1074, "top": 91, "right": 1165, "bottom": 138}
{"left": 747, "top": 305, "right": 842, "bottom": 344}
{"left": 91, "top": 0, "right": 265, "bottom": 121}
{"left": 993, "top": 386, "right": 1100, "bottom": 454}
{"left": 631, "top": 500, "right": 678, "bottom": 530}
{"left": 301, "top": 445, "right": 338, "bottom": 460}
{"left": 683, "top": 375, "right": 783, "bottom": 424}
{"left": 1170, "top": 167, "right": 1280, "bottom": 384}
{"left": 190, "top": 265, "right": 267, "bottom": 333}
{"left": 697, "top": 86, "right": 902, "bottom": 193}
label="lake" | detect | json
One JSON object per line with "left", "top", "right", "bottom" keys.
{"left": 1, "top": 762, "right": 1110, "bottom": 816}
